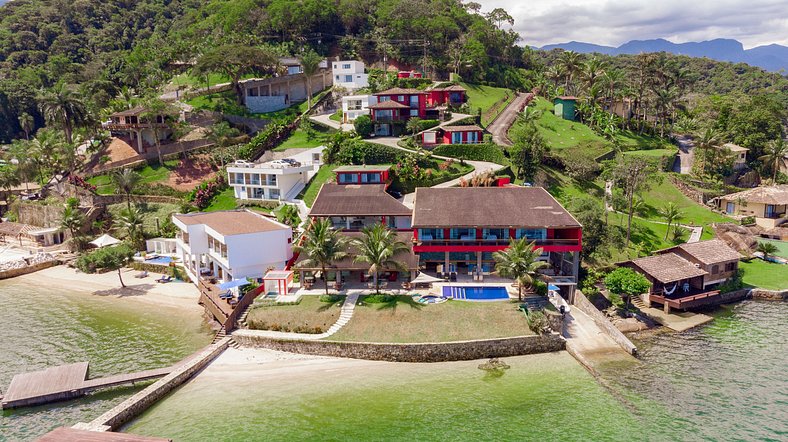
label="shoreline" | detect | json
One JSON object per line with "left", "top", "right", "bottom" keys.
{"left": 10, "top": 265, "right": 203, "bottom": 313}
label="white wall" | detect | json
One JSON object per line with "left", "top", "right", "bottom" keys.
{"left": 342, "top": 95, "right": 376, "bottom": 122}
{"left": 224, "top": 228, "right": 293, "bottom": 279}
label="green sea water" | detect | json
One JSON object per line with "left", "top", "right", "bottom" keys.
{"left": 0, "top": 277, "right": 213, "bottom": 441}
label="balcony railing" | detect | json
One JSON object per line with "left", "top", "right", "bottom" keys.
{"left": 102, "top": 122, "right": 168, "bottom": 130}
{"left": 372, "top": 115, "right": 410, "bottom": 123}
{"left": 414, "top": 238, "right": 580, "bottom": 248}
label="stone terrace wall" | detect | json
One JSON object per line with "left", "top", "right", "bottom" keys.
{"left": 232, "top": 332, "right": 565, "bottom": 363}
{"left": 0, "top": 259, "right": 58, "bottom": 280}
{"left": 751, "top": 288, "right": 788, "bottom": 301}
{"left": 572, "top": 290, "right": 638, "bottom": 355}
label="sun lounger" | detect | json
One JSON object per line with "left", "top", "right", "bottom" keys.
{"left": 134, "top": 271, "right": 149, "bottom": 279}
{"left": 156, "top": 275, "right": 172, "bottom": 283}
{"left": 219, "top": 290, "right": 233, "bottom": 299}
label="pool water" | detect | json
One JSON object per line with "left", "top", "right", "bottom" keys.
{"left": 442, "top": 286, "right": 509, "bottom": 301}
{"left": 145, "top": 256, "right": 174, "bottom": 265}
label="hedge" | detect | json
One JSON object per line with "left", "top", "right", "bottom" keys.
{"left": 445, "top": 115, "right": 480, "bottom": 126}
{"left": 432, "top": 143, "right": 507, "bottom": 165}
{"left": 238, "top": 115, "right": 299, "bottom": 160}
{"left": 418, "top": 119, "right": 440, "bottom": 131}
{"left": 337, "top": 140, "right": 404, "bottom": 165}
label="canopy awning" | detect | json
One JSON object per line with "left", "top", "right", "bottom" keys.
{"left": 411, "top": 272, "right": 444, "bottom": 284}
{"left": 218, "top": 279, "right": 250, "bottom": 290}
{"left": 90, "top": 234, "right": 121, "bottom": 248}
{"left": 547, "top": 284, "right": 560, "bottom": 292}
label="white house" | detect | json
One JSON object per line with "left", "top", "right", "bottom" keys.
{"left": 332, "top": 60, "right": 368, "bottom": 90}
{"left": 227, "top": 154, "right": 321, "bottom": 202}
{"left": 341, "top": 94, "right": 376, "bottom": 123}
{"left": 172, "top": 210, "right": 293, "bottom": 285}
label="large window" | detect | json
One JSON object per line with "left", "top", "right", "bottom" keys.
{"left": 344, "top": 75, "right": 352, "bottom": 83}
{"left": 452, "top": 132, "right": 462, "bottom": 144}
{"left": 338, "top": 173, "right": 359, "bottom": 184}
{"left": 482, "top": 228, "right": 509, "bottom": 240}
{"left": 410, "top": 95, "right": 419, "bottom": 107}
{"left": 342, "top": 64, "right": 351, "bottom": 69}
{"left": 450, "top": 228, "right": 476, "bottom": 240}
{"left": 347, "top": 100, "right": 363, "bottom": 110}
{"left": 467, "top": 131, "right": 479, "bottom": 143}
{"left": 418, "top": 229, "right": 444, "bottom": 240}
{"left": 515, "top": 228, "right": 546, "bottom": 240}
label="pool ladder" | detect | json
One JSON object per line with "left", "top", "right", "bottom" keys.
{"left": 449, "top": 287, "right": 466, "bottom": 300}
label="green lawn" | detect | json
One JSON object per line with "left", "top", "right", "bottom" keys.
{"left": 527, "top": 98, "right": 611, "bottom": 159}
{"left": 329, "top": 110, "right": 342, "bottom": 122}
{"left": 185, "top": 90, "right": 241, "bottom": 114}
{"left": 329, "top": 296, "right": 532, "bottom": 343}
{"left": 298, "top": 164, "right": 337, "bottom": 207}
{"left": 616, "top": 130, "right": 675, "bottom": 150}
{"left": 246, "top": 296, "right": 344, "bottom": 334}
{"left": 637, "top": 175, "right": 732, "bottom": 227}
{"left": 622, "top": 148, "right": 677, "bottom": 159}
{"left": 204, "top": 188, "right": 237, "bottom": 212}
{"left": 273, "top": 128, "right": 329, "bottom": 152}
{"left": 169, "top": 72, "right": 233, "bottom": 89}
{"left": 108, "top": 202, "right": 180, "bottom": 237}
{"left": 460, "top": 82, "right": 512, "bottom": 125}
{"left": 757, "top": 239, "right": 788, "bottom": 259}
{"left": 740, "top": 260, "right": 788, "bottom": 290}
{"left": 88, "top": 160, "right": 180, "bottom": 195}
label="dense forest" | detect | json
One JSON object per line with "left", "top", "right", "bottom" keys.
{"left": 0, "top": 0, "right": 785, "bottom": 145}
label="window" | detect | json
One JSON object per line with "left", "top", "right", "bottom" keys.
{"left": 410, "top": 95, "right": 419, "bottom": 107}
{"left": 248, "top": 87, "right": 259, "bottom": 97}
{"left": 515, "top": 228, "right": 546, "bottom": 240}
{"left": 333, "top": 63, "right": 338, "bottom": 69}
{"left": 251, "top": 188, "right": 265, "bottom": 199}
{"left": 379, "top": 96, "right": 390, "bottom": 102}
{"left": 725, "top": 262, "right": 736, "bottom": 272}
{"left": 347, "top": 100, "right": 362, "bottom": 110}
{"left": 344, "top": 75, "right": 352, "bottom": 83}
{"left": 450, "top": 228, "right": 476, "bottom": 240}
{"left": 418, "top": 229, "right": 443, "bottom": 240}
{"left": 467, "top": 131, "right": 479, "bottom": 143}
{"left": 335, "top": 75, "right": 340, "bottom": 81}
{"left": 398, "top": 95, "right": 405, "bottom": 102}
{"left": 482, "top": 228, "right": 509, "bottom": 240}
{"left": 410, "top": 109, "right": 419, "bottom": 116}
{"left": 249, "top": 174, "right": 260, "bottom": 185}
{"left": 711, "top": 265, "right": 719, "bottom": 274}
{"left": 342, "top": 64, "right": 351, "bottom": 69}
{"left": 452, "top": 132, "right": 462, "bottom": 144}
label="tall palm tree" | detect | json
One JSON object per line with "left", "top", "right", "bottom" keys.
{"left": 558, "top": 50, "right": 582, "bottom": 93}
{"left": 659, "top": 202, "right": 683, "bottom": 240}
{"left": 29, "top": 128, "right": 65, "bottom": 185}
{"left": 653, "top": 86, "right": 677, "bottom": 137}
{"left": 294, "top": 218, "right": 351, "bottom": 296}
{"left": 695, "top": 128, "right": 720, "bottom": 177}
{"left": 352, "top": 224, "right": 409, "bottom": 295}
{"left": 406, "top": 117, "right": 422, "bottom": 137}
{"left": 114, "top": 206, "right": 145, "bottom": 250}
{"left": 38, "top": 83, "right": 89, "bottom": 144}
{"left": 112, "top": 168, "right": 142, "bottom": 211}
{"left": 18, "top": 112, "right": 34, "bottom": 140}
{"left": 580, "top": 56, "right": 606, "bottom": 93}
{"left": 299, "top": 49, "right": 323, "bottom": 111}
{"left": 493, "top": 238, "right": 549, "bottom": 301}
{"left": 759, "top": 138, "right": 787, "bottom": 184}
{"left": 61, "top": 204, "right": 86, "bottom": 250}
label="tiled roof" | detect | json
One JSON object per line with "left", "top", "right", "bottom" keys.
{"left": 373, "top": 87, "right": 427, "bottom": 96}
{"left": 173, "top": 210, "right": 288, "bottom": 236}
{"left": 368, "top": 101, "right": 410, "bottom": 109}
{"left": 673, "top": 239, "right": 743, "bottom": 265}
{"left": 627, "top": 253, "right": 708, "bottom": 284}
{"left": 334, "top": 165, "right": 391, "bottom": 172}
{"left": 430, "top": 85, "right": 466, "bottom": 92}
{"left": 722, "top": 143, "right": 749, "bottom": 152}
{"left": 442, "top": 125, "right": 483, "bottom": 132}
{"left": 110, "top": 106, "right": 147, "bottom": 117}
{"left": 309, "top": 183, "right": 412, "bottom": 217}
{"left": 411, "top": 187, "right": 581, "bottom": 228}
{"left": 719, "top": 185, "right": 788, "bottom": 205}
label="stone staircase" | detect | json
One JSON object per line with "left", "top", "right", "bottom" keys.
{"left": 323, "top": 293, "right": 359, "bottom": 337}
{"left": 630, "top": 295, "right": 647, "bottom": 311}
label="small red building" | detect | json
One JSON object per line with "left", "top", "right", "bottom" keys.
{"left": 370, "top": 87, "right": 428, "bottom": 136}
{"left": 334, "top": 165, "right": 391, "bottom": 187}
{"left": 397, "top": 70, "right": 422, "bottom": 79}
{"left": 426, "top": 85, "right": 467, "bottom": 107}
{"left": 421, "top": 125, "right": 484, "bottom": 146}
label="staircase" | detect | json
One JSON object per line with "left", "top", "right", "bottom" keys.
{"left": 284, "top": 181, "right": 306, "bottom": 202}
{"left": 322, "top": 293, "right": 360, "bottom": 337}
{"left": 630, "top": 295, "right": 647, "bottom": 311}
{"left": 236, "top": 302, "right": 254, "bottom": 329}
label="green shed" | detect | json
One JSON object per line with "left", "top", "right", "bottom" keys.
{"left": 553, "top": 96, "right": 577, "bottom": 121}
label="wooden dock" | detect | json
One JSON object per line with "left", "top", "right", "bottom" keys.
{"left": 1, "top": 362, "right": 174, "bottom": 409}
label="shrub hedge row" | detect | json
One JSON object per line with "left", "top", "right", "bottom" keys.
{"left": 432, "top": 143, "right": 507, "bottom": 164}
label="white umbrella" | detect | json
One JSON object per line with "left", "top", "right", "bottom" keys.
{"left": 90, "top": 233, "right": 121, "bottom": 248}
{"left": 411, "top": 272, "right": 444, "bottom": 284}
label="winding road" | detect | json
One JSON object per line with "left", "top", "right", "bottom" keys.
{"left": 486, "top": 92, "right": 532, "bottom": 146}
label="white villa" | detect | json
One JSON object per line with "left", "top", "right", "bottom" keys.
{"left": 173, "top": 210, "right": 293, "bottom": 285}
{"left": 226, "top": 149, "right": 322, "bottom": 202}
{"left": 332, "top": 60, "right": 368, "bottom": 90}
{"left": 341, "top": 94, "right": 376, "bottom": 123}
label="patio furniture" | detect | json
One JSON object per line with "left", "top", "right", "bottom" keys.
{"left": 156, "top": 275, "right": 172, "bottom": 283}
{"left": 134, "top": 271, "right": 148, "bottom": 279}
{"left": 449, "top": 272, "right": 457, "bottom": 282}
{"left": 219, "top": 290, "right": 233, "bottom": 299}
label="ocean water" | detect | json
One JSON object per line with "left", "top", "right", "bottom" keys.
{"left": 0, "top": 278, "right": 212, "bottom": 441}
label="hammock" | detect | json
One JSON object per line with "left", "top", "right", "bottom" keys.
{"left": 664, "top": 283, "right": 678, "bottom": 295}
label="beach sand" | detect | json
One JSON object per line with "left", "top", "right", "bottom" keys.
{"left": 14, "top": 265, "right": 202, "bottom": 312}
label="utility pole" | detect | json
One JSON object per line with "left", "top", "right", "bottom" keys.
{"left": 422, "top": 40, "right": 429, "bottom": 77}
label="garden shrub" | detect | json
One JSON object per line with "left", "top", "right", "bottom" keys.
{"left": 432, "top": 143, "right": 506, "bottom": 164}
{"left": 363, "top": 293, "right": 396, "bottom": 303}
{"left": 417, "top": 119, "right": 440, "bottom": 131}
{"left": 353, "top": 115, "right": 373, "bottom": 138}
{"left": 718, "top": 269, "right": 744, "bottom": 293}
{"left": 187, "top": 175, "right": 227, "bottom": 210}
{"left": 526, "top": 310, "right": 550, "bottom": 334}
{"left": 337, "top": 139, "right": 402, "bottom": 165}
{"left": 740, "top": 216, "right": 755, "bottom": 225}
{"left": 238, "top": 115, "right": 299, "bottom": 160}
{"left": 319, "top": 294, "right": 345, "bottom": 303}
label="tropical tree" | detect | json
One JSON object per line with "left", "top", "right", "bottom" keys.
{"left": 112, "top": 168, "right": 141, "bottom": 211}
{"left": 759, "top": 138, "right": 787, "bottom": 184}
{"left": 406, "top": 117, "right": 422, "bottom": 137}
{"left": 756, "top": 242, "right": 778, "bottom": 260}
{"left": 193, "top": 45, "right": 279, "bottom": 105}
{"left": 38, "top": 83, "right": 89, "bottom": 144}
{"left": 276, "top": 204, "right": 301, "bottom": 227}
{"left": 294, "top": 218, "right": 351, "bottom": 296}
{"left": 604, "top": 267, "right": 650, "bottom": 309}
{"left": 75, "top": 244, "right": 135, "bottom": 288}
{"left": 114, "top": 206, "right": 145, "bottom": 250}
{"left": 299, "top": 49, "right": 323, "bottom": 110}
{"left": 141, "top": 97, "right": 172, "bottom": 165}
{"left": 659, "top": 202, "right": 683, "bottom": 240}
{"left": 61, "top": 204, "right": 86, "bottom": 250}
{"left": 493, "top": 238, "right": 549, "bottom": 300}
{"left": 18, "top": 112, "right": 34, "bottom": 140}
{"left": 29, "top": 128, "right": 65, "bottom": 184}
{"left": 208, "top": 121, "right": 241, "bottom": 148}
{"left": 694, "top": 128, "right": 720, "bottom": 177}
{"left": 558, "top": 50, "right": 582, "bottom": 93}
{"left": 352, "top": 224, "right": 409, "bottom": 294}
{"left": 580, "top": 57, "right": 606, "bottom": 93}
{"left": 605, "top": 156, "right": 660, "bottom": 246}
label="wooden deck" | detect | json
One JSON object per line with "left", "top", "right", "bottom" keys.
{"left": 1, "top": 362, "right": 174, "bottom": 409}
{"left": 650, "top": 289, "right": 748, "bottom": 311}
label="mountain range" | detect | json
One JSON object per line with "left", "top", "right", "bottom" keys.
{"left": 541, "top": 38, "right": 788, "bottom": 73}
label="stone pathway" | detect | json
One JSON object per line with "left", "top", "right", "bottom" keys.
{"left": 233, "top": 293, "right": 360, "bottom": 341}
{"left": 673, "top": 134, "right": 695, "bottom": 174}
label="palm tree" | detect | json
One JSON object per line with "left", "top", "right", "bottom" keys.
{"left": 29, "top": 129, "right": 65, "bottom": 185}
{"left": 493, "top": 238, "right": 549, "bottom": 301}
{"left": 61, "top": 204, "right": 86, "bottom": 250}
{"left": 114, "top": 206, "right": 145, "bottom": 250}
{"left": 299, "top": 49, "right": 323, "bottom": 111}
{"left": 516, "top": 108, "right": 543, "bottom": 127}
{"left": 352, "top": 224, "right": 409, "bottom": 295}
{"left": 141, "top": 97, "right": 172, "bottom": 165}
{"left": 659, "top": 202, "right": 683, "bottom": 240}
{"left": 653, "top": 86, "right": 677, "bottom": 137}
{"left": 406, "top": 117, "right": 422, "bottom": 137}
{"left": 38, "top": 83, "right": 89, "bottom": 144}
{"left": 18, "top": 112, "right": 34, "bottom": 140}
{"left": 112, "top": 168, "right": 142, "bottom": 211}
{"left": 759, "top": 138, "right": 787, "bottom": 184}
{"left": 276, "top": 204, "right": 301, "bottom": 227}
{"left": 580, "top": 56, "right": 606, "bottom": 93}
{"left": 294, "top": 218, "right": 351, "bottom": 296}
{"left": 558, "top": 50, "right": 582, "bottom": 93}
{"left": 756, "top": 242, "right": 778, "bottom": 260}
{"left": 695, "top": 128, "right": 720, "bottom": 177}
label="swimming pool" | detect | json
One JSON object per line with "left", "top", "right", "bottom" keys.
{"left": 145, "top": 256, "right": 174, "bottom": 265}
{"left": 442, "top": 286, "right": 510, "bottom": 301}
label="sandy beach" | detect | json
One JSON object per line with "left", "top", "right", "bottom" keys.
{"left": 13, "top": 265, "right": 203, "bottom": 312}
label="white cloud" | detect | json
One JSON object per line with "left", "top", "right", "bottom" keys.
{"left": 475, "top": 0, "right": 788, "bottom": 49}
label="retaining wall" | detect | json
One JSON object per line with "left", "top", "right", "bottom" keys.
{"left": 572, "top": 290, "right": 638, "bottom": 355}
{"left": 232, "top": 332, "right": 565, "bottom": 363}
{"left": 0, "top": 260, "right": 59, "bottom": 280}
{"left": 751, "top": 288, "right": 788, "bottom": 301}
{"left": 80, "top": 338, "right": 230, "bottom": 432}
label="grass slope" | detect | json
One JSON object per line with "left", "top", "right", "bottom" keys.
{"left": 246, "top": 296, "right": 343, "bottom": 334}
{"left": 88, "top": 160, "right": 180, "bottom": 195}
{"left": 330, "top": 296, "right": 532, "bottom": 343}
{"left": 298, "top": 164, "right": 338, "bottom": 207}
{"left": 273, "top": 128, "right": 329, "bottom": 152}
{"left": 204, "top": 188, "right": 237, "bottom": 212}
{"left": 740, "top": 260, "right": 788, "bottom": 290}
{"left": 460, "top": 82, "right": 511, "bottom": 125}
{"left": 108, "top": 202, "right": 179, "bottom": 237}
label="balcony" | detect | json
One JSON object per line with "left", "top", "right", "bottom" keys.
{"left": 102, "top": 122, "right": 168, "bottom": 131}
{"left": 372, "top": 115, "right": 410, "bottom": 123}
{"left": 414, "top": 237, "right": 580, "bottom": 248}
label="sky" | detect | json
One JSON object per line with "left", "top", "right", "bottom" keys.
{"left": 477, "top": 0, "right": 788, "bottom": 49}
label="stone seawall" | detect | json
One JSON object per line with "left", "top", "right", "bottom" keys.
{"left": 751, "top": 288, "right": 788, "bottom": 301}
{"left": 77, "top": 338, "right": 230, "bottom": 432}
{"left": 0, "top": 259, "right": 58, "bottom": 280}
{"left": 572, "top": 290, "right": 638, "bottom": 355}
{"left": 232, "top": 332, "right": 565, "bottom": 363}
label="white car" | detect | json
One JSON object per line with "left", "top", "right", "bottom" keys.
{"left": 268, "top": 159, "right": 290, "bottom": 168}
